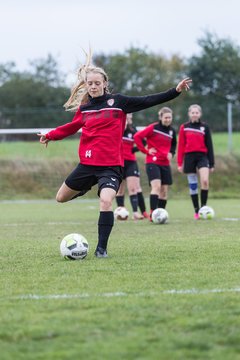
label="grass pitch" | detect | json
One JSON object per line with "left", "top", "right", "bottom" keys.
{"left": 0, "top": 198, "right": 240, "bottom": 359}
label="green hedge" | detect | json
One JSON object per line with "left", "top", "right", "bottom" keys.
{"left": 1, "top": 154, "right": 240, "bottom": 200}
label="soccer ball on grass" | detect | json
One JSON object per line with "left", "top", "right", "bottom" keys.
{"left": 198, "top": 206, "right": 215, "bottom": 220}
{"left": 60, "top": 233, "right": 89, "bottom": 260}
{"left": 114, "top": 206, "right": 129, "bottom": 220}
{"left": 151, "top": 208, "right": 169, "bottom": 224}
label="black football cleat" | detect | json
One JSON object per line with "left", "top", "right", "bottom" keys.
{"left": 94, "top": 247, "right": 108, "bottom": 258}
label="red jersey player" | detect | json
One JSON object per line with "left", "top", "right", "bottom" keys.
{"left": 177, "top": 104, "right": 215, "bottom": 219}
{"left": 134, "top": 107, "right": 176, "bottom": 219}
{"left": 38, "top": 53, "right": 192, "bottom": 257}
{"left": 116, "top": 113, "right": 148, "bottom": 220}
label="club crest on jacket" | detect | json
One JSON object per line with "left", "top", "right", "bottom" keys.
{"left": 107, "top": 99, "right": 114, "bottom": 106}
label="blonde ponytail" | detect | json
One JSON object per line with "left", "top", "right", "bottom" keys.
{"left": 64, "top": 50, "right": 109, "bottom": 112}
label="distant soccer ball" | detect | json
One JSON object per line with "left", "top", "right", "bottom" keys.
{"left": 151, "top": 208, "right": 169, "bottom": 224}
{"left": 198, "top": 206, "right": 215, "bottom": 220}
{"left": 60, "top": 233, "right": 89, "bottom": 260}
{"left": 114, "top": 206, "right": 129, "bottom": 220}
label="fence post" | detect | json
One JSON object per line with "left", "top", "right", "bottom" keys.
{"left": 227, "top": 101, "right": 233, "bottom": 153}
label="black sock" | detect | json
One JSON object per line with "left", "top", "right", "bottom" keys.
{"left": 150, "top": 194, "right": 159, "bottom": 211}
{"left": 201, "top": 189, "right": 208, "bottom": 207}
{"left": 129, "top": 194, "right": 138, "bottom": 212}
{"left": 97, "top": 212, "right": 114, "bottom": 251}
{"left": 191, "top": 194, "right": 199, "bottom": 213}
{"left": 158, "top": 199, "right": 167, "bottom": 209}
{"left": 116, "top": 195, "right": 124, "bottom": 207}
{"left": 137, "top": 192, "right": 146, "bottom": 213}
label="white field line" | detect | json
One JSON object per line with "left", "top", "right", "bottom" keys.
{"left": 0, "top": 199, "right": 98, "bottom": 204}
{"left": 4, "top": 287, "right": 240, "bottom": 301}
{"left": 1, "top": 222, "right": 82, "bottom": 227}
{"left": 1, "top": 217, "right": 240, "bottom": 228}
{"left": 221, "top": 218, "right": 240, "bottom": 221}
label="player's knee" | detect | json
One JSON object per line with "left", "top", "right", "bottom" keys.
{"left": 160, "top": 189, "right": 167, "bottom": 199}
{"left": 100, "top": 197, "right": 112, "bottom": 211}
{"left": 128, "top": 186, "right": 137, "bottom": 195}
{"left": 187, "top": 174, "right": 198, "bottom": 195}
{"left": 202, "top": 179, "right": 209, "bottom": 189}
{"left": 151, "top": 184, "right": 161, "bottom": 194}
{"left": 56, "top": 192, "right": 66, "bottom": 203}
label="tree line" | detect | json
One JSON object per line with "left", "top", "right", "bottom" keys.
{"left": 0, "top": 32, "right": 240, "bottom": 131}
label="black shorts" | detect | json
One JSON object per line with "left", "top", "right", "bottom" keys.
{"left": 183, "top": 152, "right": 209, "bottom": 174}
{"left": 146, "top": 163, "right": 172, "bottom": 185}
{"left": 123, "top": 160, "right": 140, "bottom": 179}
{"left": 65, "top": 164, "right": 123, "bottom": 195}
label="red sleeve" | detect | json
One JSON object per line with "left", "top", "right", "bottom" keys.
{"left": 46, "top": 109, "right": 84, "bottom": 141}
{"left": 177, "top": 124, "right": 185, "bottom": 166}
{"left": 133, "top": 125, "right": 154, "bottom": 154}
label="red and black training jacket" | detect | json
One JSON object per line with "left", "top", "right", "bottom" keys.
{"left": 177, "top": 121, "right": 214, "bottom": 168}
{"left": 134, "top": 122, "right": 177, "bottom": 166}
{"left": 45, "top": 89, "right": 180, "bottom": 167}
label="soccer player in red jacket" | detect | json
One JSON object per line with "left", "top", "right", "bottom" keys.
{"left": 116, "top": 113, "right": 148, "bottom": 220}
{"left": 38, "top": 53, "right": 192, "bottom": 257}
{"left": 177, "top": 104, "right": 215, "bottom": 219}
{"left": 134, "top": 107, "right": 176, "bottom": 219}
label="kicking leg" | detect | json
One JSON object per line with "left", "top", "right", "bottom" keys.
{"left": 56, "top": 182, "right": 80, "bottom": 203}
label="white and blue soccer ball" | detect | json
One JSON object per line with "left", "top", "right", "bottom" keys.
{"left": 114, "top": 206, "right": 129, "bottom": 220}
{"left": 60, "top": 233, "right": 89, "bottom": 260}
{"left": 151, "top": 208, "right": 169, "bottom": 224}
{"left": 198, "top": 206, "right": 215, "bottom": 220}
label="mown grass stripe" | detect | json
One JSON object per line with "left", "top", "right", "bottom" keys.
{"left": 2, "top": 218, "right": 240, "bottom": 227}
{"left": 4, "top": 287, "right": 240, "bottom": 301}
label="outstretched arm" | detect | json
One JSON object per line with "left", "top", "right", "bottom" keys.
{"left": 37, "top": 133, "right": 50, "bottom": 147}
{"left": 37, "top": 110, "right": 84, "bottom": 146}
{"left": 176, "top": 78, "right": 192, "bottom": 92}
{"left": 120, "top": 78, "right": 192, "bottom": 113}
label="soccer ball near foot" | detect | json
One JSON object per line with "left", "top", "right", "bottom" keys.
{"left": 60, "top": 233, "right": 89, "bottom": 260}
{"left": 151, "top": 208, "right": 169, "bottom": 224}
{"left": 114, "top": 206, "right": 129, "bottom": 220}
{"left": 198, "top": 206, "right": 215, "bottom": 220}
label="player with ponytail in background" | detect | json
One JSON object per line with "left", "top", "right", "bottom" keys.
{"left": 177, "top": 104, "right": 214, "bottom": 219}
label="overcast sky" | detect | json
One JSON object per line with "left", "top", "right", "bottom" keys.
{"left": 2, "top": 0, "right": 240, "bottom": 79}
